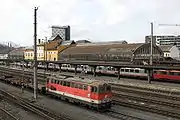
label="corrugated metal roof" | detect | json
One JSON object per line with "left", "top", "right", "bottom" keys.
{"left": 76, "top": 40, "right": 128, "bottom": 46}
{"left": 61, "top": 43, "right": 143, "bottom": 55}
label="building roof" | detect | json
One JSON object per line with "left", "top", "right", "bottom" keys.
{"left": 46, "top": 40, "right": 62, "bottom": 50}
{"left": 0, "top": 44, "right": 12, "bottom": 54}
{"left": 52, "top": 25, "right": 70, "bottom": 29}
{"left": 49, "top": 35, "right": 62, "bottom": 41}
{"left": 60, "top": 43, "right": 143, "bottom": 55}
{"left": 9, "top": 48, "right": 25, "bottom": 55}
{"left": 75, "top": 40, "right": 91, "bottom": 44}
{"left": 93, "top": 40, "right": 128, "bottom": 45}
{"left": 61, "top": 40, "right": 75, "bottom": 46}
{"left": 76, "top": 40, "right": 128, "bottom": 46}
{"left": 159, "top": 45, "right": 174, "bottom": 52}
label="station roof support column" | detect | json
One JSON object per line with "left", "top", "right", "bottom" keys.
{"left": 147, "top": 69, "right": 153, "bottom": 84}
{"left": 117, "top": 67, "right": 121, "bottom": 80}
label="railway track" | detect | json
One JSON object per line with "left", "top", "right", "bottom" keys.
{"left": 2, "top": 66, "right": 180, "bottom": 119}
{"left": 111, "top": 84, "right": 180, "bottom": 119}
{"left": 112, "top": 85, "right": 180, "bottom": 101}
{"left": 111, "top": 83, "right": 180, "bottom": 96}
{"left": 113, "top": 97, "right": 180, "bottom": 119}
{"left": 106, "top": 110, "right": 144, "bottom": 120}
{"left": 0, "top": 89, "right": 73, "bottom": 120}
{"left": 113, "top": 91, "right": 180, "bottom": 109}
{"left": 0, "top": 106, "right": 19, "bottom": 120}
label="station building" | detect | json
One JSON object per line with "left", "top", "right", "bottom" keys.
{"left": 59, "top": 42, "right": 164, "bottom": 65}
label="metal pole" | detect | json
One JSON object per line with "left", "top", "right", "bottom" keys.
{"left": 148, "top": 22, "right": 153, "bottom": 84}
{"left": 45, "top": 37, "right": 47, "bottom": 62}
{"left": 33, "top": 7, "right": 38, "bottom": 100}
{"left": 150, "top": 22, "right": 153, "bottom": 65}
{"left": 43, "top": 39, "right": 46, "bottom": 81}
{"left": 22, "top": 61, "right": 24, "bottom": 93}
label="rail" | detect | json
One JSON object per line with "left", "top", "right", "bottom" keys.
{"left": 0, "top": 89, "right": 73, "bottom": 120}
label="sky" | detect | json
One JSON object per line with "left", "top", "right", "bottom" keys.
{"left": 0, "top": 0, "right": 180, "bottom": 46}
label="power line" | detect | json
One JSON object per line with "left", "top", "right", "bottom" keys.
{"left": 159, "top": 24, "right": 180, "bottom": 26}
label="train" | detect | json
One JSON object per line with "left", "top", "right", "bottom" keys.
{"left": 7, "top": 62, "right": 180, "bottom": 82}
{"left": 45, "top": 64, "right": 180, "bottom": 82}
{"left": 0, "top": 70, "right": 112, "bottom": 110}
{"left": 46, "top": 75, "right": 112, "bottom": 110}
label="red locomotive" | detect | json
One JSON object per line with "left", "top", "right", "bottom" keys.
{"left": 45, "top": 75, "right": 112, "bottom": 110}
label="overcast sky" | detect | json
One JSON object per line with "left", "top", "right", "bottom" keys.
{"left": 1, "top": 0, "right": 180, "bottom": 46}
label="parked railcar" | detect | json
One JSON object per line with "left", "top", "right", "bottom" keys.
{"left": 119, "top": 68, "right": 147, "bottom": 78}
{"left": 153, "top": 70, "right": 180, "bottom": 82}
{"left": 45, "top": 75, "right": 112, "bottom": 110}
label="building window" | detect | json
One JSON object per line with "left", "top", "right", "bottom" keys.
{"left": 54, "top": 52, "right": 56, "bottom": 54}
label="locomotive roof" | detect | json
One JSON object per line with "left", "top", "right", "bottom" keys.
{"left": 48, "top": 75, "right": 107, "bottom": 86}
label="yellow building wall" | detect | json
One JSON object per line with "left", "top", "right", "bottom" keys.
{"left": 24, "top": 50, "right": 34, "bottom": 60}
{"left": 47, "top": 50, "right": 58, "bottom": 61}
{"left": 37, "top": 45, "right": 45, "bottom": 61}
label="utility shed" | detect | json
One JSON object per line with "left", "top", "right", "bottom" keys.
{"left": 59, "top": 43, "right": 164, "bottom": 64}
